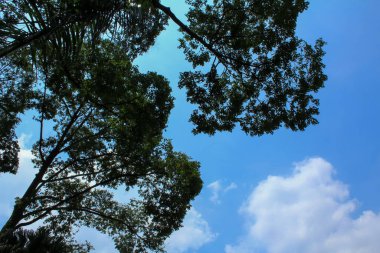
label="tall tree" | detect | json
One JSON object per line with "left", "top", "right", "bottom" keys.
{"left": 1, "top": 38, "right": 202, "bottom": 252}
{"left": 0, "top": 0, "right": 326, "bottom": 252}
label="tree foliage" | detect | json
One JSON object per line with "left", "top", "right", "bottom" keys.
{"left": 0, "top": 0, "right": 326, "bottom": 252}
{"left": 178, "top": 0, "right": 326, "bottom": 135}
{"left": 0, "top": 228, "right": 73, "bottom": 253}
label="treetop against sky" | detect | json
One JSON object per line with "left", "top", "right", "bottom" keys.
{"left": 1, "top": 0, "right": 380, "bottom": 253}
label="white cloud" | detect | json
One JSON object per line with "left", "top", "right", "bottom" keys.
{"left": 208, "top": 180, "right": 237, "bottom": 204}
{"left": 18, "top": 133, "right": 32, "bottom": 150}
{"left": 225, "top": 157, "right": 380, "bottom": 253}
{"left": 165, "top": 208, "right": 216, "bottom": 253}
{"left": 224, "top": 182, "right": 238, "bottom": 192}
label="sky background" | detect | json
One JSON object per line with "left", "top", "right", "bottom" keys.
{"left": 1, "top": 0, "right": 380, "bottom": 252}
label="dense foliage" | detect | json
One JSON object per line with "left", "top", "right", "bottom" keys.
{"left": 0, "top": 228, "right": 72, "bottom": 253}
{"left": 0, "top": 0, "right": 326, "bottom": 252}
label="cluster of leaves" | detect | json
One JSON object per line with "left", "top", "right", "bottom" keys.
{"left": 179, "top": 0, "right": 327, "bottom": 135}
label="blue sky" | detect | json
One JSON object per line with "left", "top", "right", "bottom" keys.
{"left": 1, "top": 0, "right": 380, "bottom": 252}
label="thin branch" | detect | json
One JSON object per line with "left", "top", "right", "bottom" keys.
{"left": 61, "top": 97, "right": 73, "bottom": 118}
{"left": 40, "top": 152, "right": 116, "bottom": 185}
{"left": 59, "top": 107, "right": 94, "bottom": 147}
{"left": 151, "top": 0, "right": 252, "bottom": 73}
{"left": 19, "top": 206, "right": 142, "bottom": 241}
{"left": 52, "top": 104, "right": 84, "bottom": 152}
{"left": 23, "top": 175, "right": 125, "bottom": 218}
{"left": 44, "top": 167, "right": 110, "bottom": 183}
{"left": 66, "top": 206, "right": 141, "bottom": 237}
{"left": 33, "top": 195, "right": 61, "bottom": 201}
{"left": 59, "top": 127, "right": 109, "bottom": 154}
{"left": 31, "top": 170, "right": 160, "bottom": 218}
{"left": 37, "top": 174, "right": 128, "bottom": 212}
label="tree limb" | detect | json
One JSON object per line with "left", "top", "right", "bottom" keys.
{"left": 151, "top": 0, "right": 226, "bottom": 64}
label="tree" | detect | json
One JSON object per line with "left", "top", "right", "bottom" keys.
{"left": 0, "top": 0, "right": 327, "bottom": 252}
{"left": 0, "top": 40, "right": 202, "bottom": 252}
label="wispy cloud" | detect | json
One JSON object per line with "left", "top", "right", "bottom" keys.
{"left": 208, "top": 180, "right": 223, "bottom": 204}
{"left": 224, "top": 182, "right": 237, "bottom": 193}
{"left": 18, "top": 133, "right": 32, "bottom": 150}
{"left": 208, "top": 180, "right": 238, "bottom": 204}
{"left": 226, "top": 157, "right": 380, "bottom": 253}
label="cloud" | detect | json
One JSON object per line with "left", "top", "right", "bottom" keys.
{"left": 165, "top": 208, "right": 216, "bottom": 253}
{"left": 224, "top": 182, "right": 238, "bottom": 192}
{"left": 208, "top": 180, "right": 238, "bottom": 204}
{"left": 208, "top": 181, "right": 222, "bottom": 204}
{"left": 225, "top": 157, "right": 380, "bottom": 253}
{"left": 18, "top": 133, "right": 32, "bottom": 150}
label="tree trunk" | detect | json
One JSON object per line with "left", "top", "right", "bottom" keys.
{"left": 0, "top": 202, "right": 26, "bottom": 237}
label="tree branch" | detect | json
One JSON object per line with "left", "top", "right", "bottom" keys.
{"left": 19, "top": 206, "right": 142, "bottom": 241}
{"left": 59, "top": 127, "right": 109, "bottom": 154}
{"left": 0, "top": 26, "right": 56, "bottom": 58}
{"left": 28, "top": 170, "right": 161, "bottom": 220}
{"left": 15, "top": 210, "right": 51, "bottom": 229}
{"left": 0, "top": 104, "right": 84, "bottom": 233}
{"left": 44, "top": 167, "right": 110, "bottom": 183}
{"left": 40, "top": 152, "right": 116, "bottom": 186}
{"left": 151, "top": 0, "right": 226, "bottom": 65}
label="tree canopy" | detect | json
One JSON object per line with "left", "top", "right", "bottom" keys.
{"left": 0, "top": 0, "right": 326, "bottom": 252}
